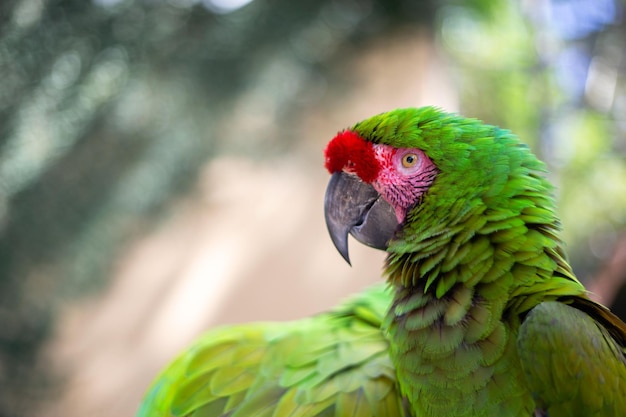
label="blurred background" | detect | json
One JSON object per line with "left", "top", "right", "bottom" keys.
{"left": 0, "top": 0, "right": 625, "bottom": 416}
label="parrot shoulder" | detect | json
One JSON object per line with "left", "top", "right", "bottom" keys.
{"left": 517, "top": 298, "right": 626, "bottom": 417}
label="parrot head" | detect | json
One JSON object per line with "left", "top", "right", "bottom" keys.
{"left": 324, "top": 106, "right": 550, "bottom": 265}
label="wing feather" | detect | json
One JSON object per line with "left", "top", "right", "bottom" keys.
{"left": 137, "top": 284, "right": 411, "bottom": 417}
{"left": 518, "top": 300, "right": 626, "bottom": 416}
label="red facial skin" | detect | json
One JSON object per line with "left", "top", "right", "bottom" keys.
{"left": 325, "top": 130, "right": 438, "bottom": 223}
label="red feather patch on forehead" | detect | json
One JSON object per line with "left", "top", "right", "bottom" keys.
{"left": 324, "top": 130, "right": 380, "bottom": 183}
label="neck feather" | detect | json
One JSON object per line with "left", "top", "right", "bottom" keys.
{"left": 383, "top": 181, "right": 586, "bottom": 311}
{"left": 381, "top": 194, "right": 587, "bottom": 416}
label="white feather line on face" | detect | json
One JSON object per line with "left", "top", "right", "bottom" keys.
{"left": 371, "top": 143, "right": 437, "bottom": 224}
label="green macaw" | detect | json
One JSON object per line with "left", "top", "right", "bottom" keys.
{"left": 137, "top": 107, "right": 626, "bottom": 417}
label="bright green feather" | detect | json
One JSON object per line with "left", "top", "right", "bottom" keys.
{"left": 138, "top": 107, "right": 626, "bottom": 417}
{"left": 352, "top": 107, "right": 626, "bottom": 417}
{"left": 136, "top": 284, "right": 410, "bottom": 417}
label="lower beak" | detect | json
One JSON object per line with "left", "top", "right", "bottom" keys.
{"left": 324, "top": 172, "right": 399, "bottom": 265}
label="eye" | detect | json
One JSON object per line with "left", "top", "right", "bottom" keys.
{"left": 401, "top": 153, "right": 419, "bottom": 168}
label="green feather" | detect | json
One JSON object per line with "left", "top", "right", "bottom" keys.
{"left": 136, "top": 284, "right": 410, "bottom": 417}
{"left": 138, "top": 106, "right": 626, "bottom": 417}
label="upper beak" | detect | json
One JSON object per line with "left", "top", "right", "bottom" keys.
{"left": 324, "top": 172, "right": 399, "bottom": 265}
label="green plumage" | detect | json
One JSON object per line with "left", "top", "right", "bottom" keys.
{"left": 137, "top": 107, "right": 626, "bottom": 417}
{"left": 137, "top": 284, "right": 410, "bottom": 417}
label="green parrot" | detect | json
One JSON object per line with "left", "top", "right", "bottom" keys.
{"left": 137, "top": 107, "right": 626, "bottom": 417}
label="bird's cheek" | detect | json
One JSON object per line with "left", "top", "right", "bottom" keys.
{"left": 393, "top": 206, "right": 406, "bottom": 225}
{"left": 372, "top": 181, "right": 407, "bottom": 225}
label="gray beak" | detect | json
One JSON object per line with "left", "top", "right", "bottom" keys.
{"left": 324, "top": 172, "right": 399, "bottom": 265}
